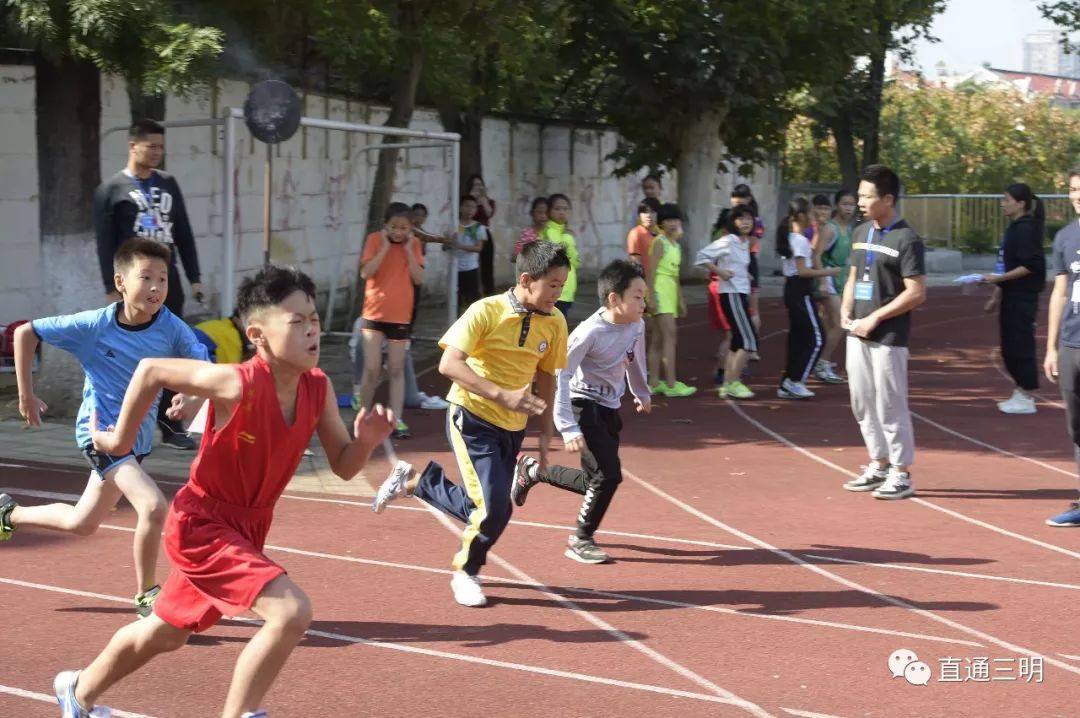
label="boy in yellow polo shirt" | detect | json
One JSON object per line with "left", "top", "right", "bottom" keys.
{"left": 193, "top": 311, "right": 250, "bottom": 364}
{"left": 371, "top": 240, "right": 570, "bottom": 607}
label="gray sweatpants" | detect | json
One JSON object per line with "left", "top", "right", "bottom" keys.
{"left": 846, "top": 336, "right": 915, "bottom": 467}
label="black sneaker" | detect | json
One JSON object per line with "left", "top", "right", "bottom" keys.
{"left": 843, "top": 465, "right": 888, "bottom": 492}
{"left": 511, "top": 455, "right": 540, "bottom": 507}
{"left": 160, "top": 430, "right": 196, "bottom": 451}
{"left": 0, "top": 493, "right": 17, "bottom": 540}
{"left": 565, "top": 535, "right": 610, "bottom": 564}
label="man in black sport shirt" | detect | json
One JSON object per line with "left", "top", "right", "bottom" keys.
{"left": 840, "top": 164, "right": 926, "bottom": 501}
{"left": 94, "top": 119, "right": 204, "bottom": 450}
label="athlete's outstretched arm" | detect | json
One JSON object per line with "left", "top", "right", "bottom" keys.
{"left": 91, "top": 359, "right": 241, "bottom": 455}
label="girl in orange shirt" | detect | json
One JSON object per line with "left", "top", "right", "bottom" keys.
{"left": 359, "top": 202, "right": 425, "bottom": 438}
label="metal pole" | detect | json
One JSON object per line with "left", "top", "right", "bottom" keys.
{"left": 222, "top": 114, "right": 237, "bottom": 318}
{"left": 263, "top": 143, "right": 273, "bottom": 265}
{"left": 449, "top": 139, "right": 461, "bottom": 326}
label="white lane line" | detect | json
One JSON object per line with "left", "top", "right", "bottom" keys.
{"left": 89, "top": 523, "right": 973, "bottom": 647}
{"left": 1060, "top": 654, "right": 1080, "bottom": 661}
{"left": 624, "top": 467, "right": 1080, "bottom": 678}
{"left": 910, "top": 412, "right": 1075, "bottom": 479}
{"left": 802, "top": 553, "right": 1080, "bottom": 592}
{"left": 669, "top": 413, "right": 1080, "bottom": 677}
{"left": 415, "top": 504, "right": 774, "bottom": 717}
{"left": 0, "top": 575, "right": 756, "bottom": 708}
{"left": 0, "top": 684, "right": 154, "bottom": 718}
{"left": 780, "top": 709, "right": 845, "bottom": 718}
{"left": 0, "top": 470, "right": 753, "bottom": 552}
{"left": 729, "top": 403, "right": 1080, "bottom": 563}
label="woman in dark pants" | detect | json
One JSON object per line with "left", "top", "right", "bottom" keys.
{"left": 983, "top": 182, "right": 1046, "bottom": 414}
{"left": 468, "top": 175, "right": 497, "bottom": 295}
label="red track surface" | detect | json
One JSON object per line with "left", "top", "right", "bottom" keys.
{"left": 2, "top": 288, "right": 1077, "bottom": 717}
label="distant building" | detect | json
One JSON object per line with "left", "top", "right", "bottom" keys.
{"left": 1022, "top": 31, "right": 1080, "bottom": 79}
{"left": 892, "top": 62, "right": 1080, "bottom": 110}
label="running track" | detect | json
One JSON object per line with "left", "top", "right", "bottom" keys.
{"left": 1, "top": 288, "right": 1076, "bottom": 717}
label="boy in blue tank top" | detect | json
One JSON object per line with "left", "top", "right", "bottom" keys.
{"left": 1, "top": 239, "right": 209, "bottom": 617}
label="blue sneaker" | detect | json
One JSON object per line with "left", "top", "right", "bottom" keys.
{"left": 241, "top": 712, "right": 268, "bottom": 718}
{"left": 54, "top": 670, "right": 111, "bottom": 717}
{"left": 1046, "top": 501, "right": 1080, "bottom": 527}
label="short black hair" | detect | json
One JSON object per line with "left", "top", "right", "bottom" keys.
{"left": 114, "top": 238, "right": 171, "bottom": 274}
{"left": 657, "top": 203, "right": 683, "bottom": 224}
{"left": 129, "top": 119, "right": 164, "bottom": 140}
{"left": 460, "top": 194, "right": 478, "bottom": 206}
{"left": 637, "top": 197, "right": 661, "bottom": 214}
{"left": 547, "top": 193, "right": 571, "bottom": 208}
{"left": 597, "top": 259, "right": 645, "bottom": 305}
{"left": 515, "top": 240, "right": 571, "bottom": 280}
{"left": 384, "top": 202, "right": 411, "bottom": 222}
{"left": 410, "top": 203, "right": 428, "bottom": 214}
{"left": 529, "top": 196, "right": 549, "bottom": 212}
{"left": 812, "top": 193, "right": 832, "bottom": 207}
{"left": 861, "top": 164, "right": 901, "bottom": 203}
{"left": 236, "top": 265, "right": 317, "bottom": 322}
{"left": 1068, "top": 164, "right": 1080, "bottom": 182}
{"left": 725, "top": 204, "right": 756, "bottom": 235}
{"left": 642, "top": 173, "right": 663, "bottom": 188}
{"left": 731, "top": 183, "right": 753, "bottom": 200}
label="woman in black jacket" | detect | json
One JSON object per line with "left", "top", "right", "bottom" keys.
{"left": 983, "top": 183, "right": 1047, "bottom": 414}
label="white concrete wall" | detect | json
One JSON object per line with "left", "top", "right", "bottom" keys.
{"left": 1, "top": 64, "right": 779, "bottom": 327}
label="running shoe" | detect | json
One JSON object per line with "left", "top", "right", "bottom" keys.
{"left": 392, "top": 420, "right": 411, "bottom": 439}
{"left": 565, "top": 535, "right": 610, "bottom": 564}
{"left": 54, "top": 670, "right": 112, "bottom": 717}
{"left": 418, "top": 394, "right": 450, "bottom": 410}
{"left": 650, "top": 382, "right": 669, "bottom": 396}
{"left": 0, "top": 493, "right": 17, "bottom": 541}
{"left": 372, "top": 460, "right": 412, "bottom": 514}
{"left": 814, "top": 361, "right": 845, "bottom": 384}
{"left": 777, "top": 378, "right": 815, "bottom": 399}
{"left": 721, "top": 380, "right": 755, "bottom": 400}
{"left": 512, "top": 455, "right": 540, "bottom": 507}
{"left": 665, "top": 380, "right": 698, "bottom": 398}
{"left": 843, "top": 464, "right": 888, "bottom": 492}
{"left": 1046, "top": 501, "right": 1080, "bottom": 527}
{"left": 134, "top": 585, "right": 161, "bottom": 619}
{"left": 450, "top": 571, "right": 487, "bottom": 607}
{"left": 241, "top": 712, "right": 268, "bottom": 718}
{"left": 350, "top": 393, "right": 362, "bottom": 411}
{"left": 997, "top": 390, "right": 1036, "bottom": 415}
{"left": 872, "top": 469, "right": 915, "bottom": 500}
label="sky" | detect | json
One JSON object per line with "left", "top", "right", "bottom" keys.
{"left": 910, "top": 0, "right": 1066, "bottom": 75}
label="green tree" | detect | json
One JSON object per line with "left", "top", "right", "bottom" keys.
{"left": 556, "top": 0, "right": 866, "bottom": 256}
{"left": 803, "top": 0, "right": 945, "bottom": 189}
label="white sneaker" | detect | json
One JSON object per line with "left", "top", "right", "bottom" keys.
{"left": 872, "top": 469, "right": 915, "bottom": 500}
{"left": 419, "top": 394, "right": 450, "bottom": 410}
{"left": 371, "top": 460, "right": 412, "bottom": 514}
{"left": 814, "top": 361, "right": 845, "bottom": 384}
{"left": 450, "top": 571, "right": 487, "bottom": 607}
{"left": 778, "top": 378, "right": 815, "bottom": 399}
{"left": 843, "top": 464, "right": 888, "bottom": 492}
{"left": 997, "top": 391, "right": 1036, "bottom": 415}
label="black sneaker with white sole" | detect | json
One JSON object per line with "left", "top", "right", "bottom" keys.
{"left": 872, "top": 471, "right": 914, "bottom": 500}
{"left": 843, "top": 465, "right": 888, "bottom": 492}
{"left": 512, "top": 455, "right": 540, "bottom": 507}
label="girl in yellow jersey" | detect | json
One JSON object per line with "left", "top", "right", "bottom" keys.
{"left": 647, "top": 203, "right": 696, "bottom": 397}
{"left": 540, "top": 193, "right": 580, "bottom": 318}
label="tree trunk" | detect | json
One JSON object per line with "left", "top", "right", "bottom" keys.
{"left": 34, "top": 54, "right": 104, "bottom": 413}
{"left": 830, "top": 117, "right": 860, "bottom": 190}
{"left": 126, "top": 80, "right": 166, "bottom": 124}
{"left": 861, "top": 22, "right": 892, "bottom": 170}
{"left": 365, "top": 42, "right": 424, "bottom": 234}
{"left": 675, "top": 109, "right": 725, "bottom": 273}
{"left": 435, "top": 102, "right": 483, "bottom": 196}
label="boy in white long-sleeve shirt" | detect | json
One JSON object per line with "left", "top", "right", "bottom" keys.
{"left": 511, "top": 260, "right": 651, "bottom": 563}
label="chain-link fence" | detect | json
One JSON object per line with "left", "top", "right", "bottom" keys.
{"left": 903, "top": 194, "right": 1071, "bottom": 252}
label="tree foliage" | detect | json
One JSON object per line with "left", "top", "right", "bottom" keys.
{"left": 786, "top": 80, "right": 1080, "bottom": 194}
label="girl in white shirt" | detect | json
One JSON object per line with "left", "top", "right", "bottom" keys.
{"left": 777, "top": 197, "right": 840, "bottom": 399}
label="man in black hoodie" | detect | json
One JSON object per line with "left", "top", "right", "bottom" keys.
{"left": 982, "top": 183, "right": 1046, "bottom": 415}
{"left": 94, "top": 119, "right": 204, "bottom": 449}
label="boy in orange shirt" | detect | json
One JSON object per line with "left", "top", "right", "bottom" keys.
{"left": 359, "top": 202, "right": 425, "bottom": 438}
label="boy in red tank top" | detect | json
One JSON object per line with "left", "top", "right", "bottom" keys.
{"left": 52, "top": 266, "right": 395, "bottom": 718}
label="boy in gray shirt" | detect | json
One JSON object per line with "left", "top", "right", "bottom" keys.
{"left": 510, "top": 260, "right": 652, "bottom": 563}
